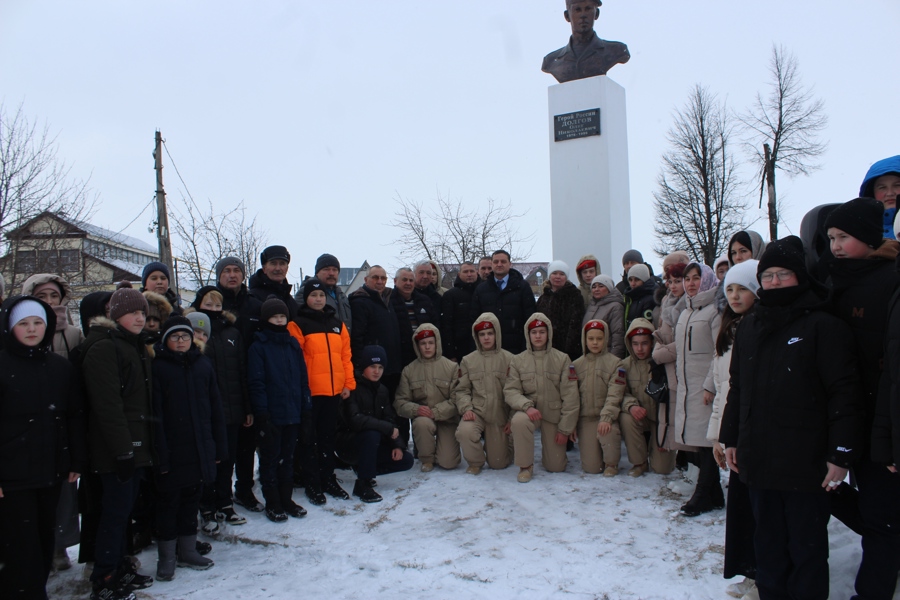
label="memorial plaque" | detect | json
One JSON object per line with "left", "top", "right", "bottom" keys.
{"left": 554, "top": 109, "right": 601, "bottom": 142}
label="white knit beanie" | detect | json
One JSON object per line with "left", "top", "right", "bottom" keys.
{"left": 723, "top": 259, "right": 761, "bottom": 298}
{"left": 591, "top": 274, "right": 617, "bottom": 292}
{"left": 546, "top": 260, "right": 569, "bottom": 279}
{"left": 9, "top": 299, "right": 47, "bottom": 327}
{"left": 627, "top": 264, "right": 651, "bottom": 283}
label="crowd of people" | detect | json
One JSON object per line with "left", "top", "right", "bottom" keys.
{"left": 1, "top": 155, "right": 899, "bottom": 600}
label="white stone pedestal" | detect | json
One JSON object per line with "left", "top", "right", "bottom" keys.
{"left": 548, "top": 76, "right": 631, "bottom": 278}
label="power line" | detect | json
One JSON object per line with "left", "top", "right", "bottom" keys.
{"left": 161, "top": 139, "right": 203, "bottom": 215}
{"left": 108, "top": 195, "right": 155, "bottom": 238}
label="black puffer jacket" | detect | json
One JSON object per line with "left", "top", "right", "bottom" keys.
{"left": 720, "top": 289, "right": 862, "bottom": 491}
{"left": 870, "top": 252, "right": 900, "bottom": 465}
{"left": 536, "top": 280, "right": 585, "bottom": 360}
{"left": 152, "top": 343, "right": 227, "bottom": 490}
{"left": 335, "top": 375, "right": 403, "bottom": 465}
{"left": 0, "top": 296, "right": 86, "bottom": 492}
{"left": 248, "top": 269, "right": 299, "bottom": 320}
{"left": 217, "top": 283, "right": 262, "bottom": 350}
{"left": 389, "top": 289, "right": 439, "bottom": 369}
{"left": 440, "top": 276, "right": 479, "bottom": 361}
{"left": 471, "top": 268, "right": 536, "bottom": 354}
{"left": 188, "top": 308, "right": 250, "bottom": 426}
{"left": 349, "top": 285, "right": 402, "bottom": 375}
{"left": 624, "top": 278, "right": 659, "bottom": 328}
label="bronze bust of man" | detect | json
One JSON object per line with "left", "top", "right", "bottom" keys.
{"left": 542, "top": 0, "right": 630, "bottom": 83}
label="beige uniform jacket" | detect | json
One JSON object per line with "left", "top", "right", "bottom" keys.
{"left": 394, "top": 323, "right": 459, "bottom": 423}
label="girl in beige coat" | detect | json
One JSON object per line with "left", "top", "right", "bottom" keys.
{"left": 454, "top": 313, "right": 514, "bottom": 474}
{"left": 651, "top": 262, "right": 688, "bottom": 451}
{"left": 393, "top": 324, "right": 460, "bottom": 471}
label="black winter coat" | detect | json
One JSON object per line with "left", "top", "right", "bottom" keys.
{"left": 471, "top": 268, "right": 537, "bottom": 354}
{"left": 828, "top": 241, "right": 900, "bottom": 452}
{"left": 204, "top": 311, "right": 250, "bottom": 426}
{"left": 80, "top": 317, "right": 154, "bottom": 473}
{"left": 247, "top": 328, "right": 312, "bottom": 425}
{"left": 389, "top": 289, "right": 439, "bottom": 369}
{"left": 871, "top": 252, "right": 900, "bottom": 465}
{"left": 720, "top": 289, "right": 862, "bottom": 492}
{"left": 624, "top": 278, "right": 659, "bottom": 328}
{"left": 0, "top": 296, "right": 86, "bottom": 492}
{"left": 216, "top": 283, "right": 262, "bottom": 351}
{"left": 152, "top": 344, "right": 227, "bottom": 490}
{"left": 335, "top": 376, "right": 403, "bottom": 465}
{"left": 248, "top": 269, "right": 299, "bottom": 320}
{"left": 440, "top": 276, "right": 479, "bottom": 361}
{"left": 536, "top": 280, "right": 585, "bottom": 360}
{"left": 349, "top": 285, "right": 402, "bottom": 375}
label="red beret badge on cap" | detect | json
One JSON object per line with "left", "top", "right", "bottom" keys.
{"left": 528, "top": 319, "right": 547, "bottom": 331}
{"left": 414, "top": 329, "right": 436, "bottom": 341}
{"left": 474, "top": 321, "right": 494, "bottom": 332}
{"left": 577, "top": 259, "right": 597, "bottom": 272}
{"left": 627, "top": 327, "right": 652, "bottom": 338}
{"left": 584, "top": 321, "right": 605, "bottom": 332}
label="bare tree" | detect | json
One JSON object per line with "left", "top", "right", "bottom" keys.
{"left": 171, "top": 199, "right": 267, "bottom": 290}
{"left": 0, "top": 102, "right": 97, "bottom": 255}
{"left": 653, "top": 85, "right": 746, "bottom": 266}
{"left": 740, "top": 45, "right": 828, "bottom": 240}
{"left": 388, "top": 192, "right": 535, "bottom": 266}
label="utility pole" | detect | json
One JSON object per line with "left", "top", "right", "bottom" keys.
{"left": 153, "top": 130, "right": 175, "bottom": 280}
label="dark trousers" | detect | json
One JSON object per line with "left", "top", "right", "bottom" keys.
{"left": 258, "top": 423, "right": 299, "bottom": 493}
{"left": 77, "top": 472, "right": 103, "bottom": 564}
{"left": 155, "top": 483, "right": 202, "bottom": 541}
{"left": 202, "top": 423, "right": 240, "bottom": 510}
{"left": 381, "top": 373, "right": 408, "bottom": 447}
{"left": 0, "top": 484, "right": 61, "bottom": 599}
{"left": 234, "top": 420, "right": 258, "bottom": 495}
{"left": 54, "top": 480, "right": 80, "bottom": 551}
{"left": 724, "top": 469, "right": 757, "bottom": 580}
{"left": 355, "top": 430, "right": 414, "bottom": 480}
{"left": 299, "top": 395, "right": 340, "bottom": 487}
{"left": 92, "top": 469, "right": 146, "bottom": 583}
{"left": 749, "top": 487, "right": 830, "bottom": 600}
{"left": 854, "top": 458, "right": 900, "bottom": 600}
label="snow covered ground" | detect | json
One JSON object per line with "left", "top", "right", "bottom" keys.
{"left": 48, "top": 441, "right": 880, "bottom": 600}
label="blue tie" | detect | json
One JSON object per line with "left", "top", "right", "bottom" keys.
{"left": 497, "top": 279, "right": 504, "bottom": 290}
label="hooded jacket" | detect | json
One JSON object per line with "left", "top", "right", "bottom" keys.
{"left": 471, "top": 267, "right": 537, "bottom": 355}
{"left": 453, "top": 313, "right": 513, "bottom": 425}
{"left": 575, "top": 253, "right": 600, "bottom": 307}
{"left": 620, "top": 318, "right": 660, "bottom": 418}
{"left": 184, "top": 307, "right": 250, "bottom": 426}
{"left": 19, "top": 274, "right": 84, "bottom": 358}
{"left": 860, "top": 155, "right": 900, "bottom": 240}
{"left": 536, "top": 279, "right": 585, "bottom": 360}
{"left": 289, "top": 304, "right": 356, "bottom": 398}
{"left": 349, "top": 285, "right": 402, "bottom": 375}
{"left": 151, "top": 342, "right": 227, "bottom": 489}
{"left": 80, "top": 316, "right": 155, "bottom": 473}
{"left": 389, "top": 288, "right": 440, "bottom": 369}
{"left": 393, "top": 324, "right": 459, "bottom": 422}
{"left": 582, "top": 287, "right": 626, "bottom": 359}
{"left": 503, "top": 313, "right": 580, "bottom": 435}
{"left": 0, "top": 295, "right": 86, "bottom": 492}
{"left": 248, "top": 269, "right": 299, "bottom": 320}
{"left": 572, "top": 320, "right": 626, "bottom": 424}
{"left": 143, "top": 290, "right": 172, "bottom": 324}
{"left": 440, "top": 274, "right": 480, "bottom": 361}
{"left": 674, "top": 283, "right": 721, "bottom": 448}
{"left": 247, "top": 327, "right": 312, "bottom": 425}
{"left": 720, "top": 289, "right": 862, "bottom": 491}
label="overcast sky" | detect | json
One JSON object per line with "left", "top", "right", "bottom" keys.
{"left": 3, "top": 0, "right": 898, "bottom": 281}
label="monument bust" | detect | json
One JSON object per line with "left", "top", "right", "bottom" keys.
{"left": 542, "top": 0, "right": 630, "bottom": 84}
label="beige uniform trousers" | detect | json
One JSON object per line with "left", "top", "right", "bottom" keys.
{"left": 412, "top": 416, "right": 460, "bottom": 469}
{"left": 456, "top": 415, "right": 511, "bottom": 470}
{"left": 510, "top": 411, "right": 567, "bottom": 471}
{"left": 577, "top": 417, "right": 622, "bottom": 473}
{"left": 619, "top": 411, "right": 676, "bottom": 474}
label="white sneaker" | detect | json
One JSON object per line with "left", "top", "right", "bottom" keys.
{"left": 726, "top": 578, "right": 755, "bottom": 598}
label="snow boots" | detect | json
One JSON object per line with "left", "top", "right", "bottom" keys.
{"left": 353, "top": 479, "right": 383, "bottom": 503}
{"left": 156, "top": 539, "right": 177, "bottom": 582}
{"left": 176, "top": 535, "right": 214, "bottom": 570}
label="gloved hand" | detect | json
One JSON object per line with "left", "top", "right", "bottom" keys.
{"left": 116, "top": 453, "right": 135, "bottom": 483}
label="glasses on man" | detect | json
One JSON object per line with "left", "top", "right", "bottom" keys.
{"left": 168, "top": 333, "right": 192, "bottom": 342}
{"left": 760, "top": 270, "right": 795, "bottom": 283}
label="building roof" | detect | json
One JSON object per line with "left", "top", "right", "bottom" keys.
{"left": 75, "top": 220, "right": 157, "bottom": 254}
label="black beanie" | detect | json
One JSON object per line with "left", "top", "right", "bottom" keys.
{"left": 757, "top": 236, "right": 808, "bottom": 284}
{"left": 359, "top": 345, "right": 388, "bottom": 369}
{"left": 191, "top": 286, "right": 219, "bottom": 310}
{"left": 823, "top": 197, "right": 885, "bottom": 249}
{"left": 261, "top": 296, "right": 289, "bottom": 322}
{"left": 215, "top": 256, "right": 245, "bottom": 281}
{"left": 161, "top": 315, "right": 194, "bottom": 344}
{"left": 260, "top": 245, "right": 290, "bottom": 266}
{"left": 302, "top": 278, "right": 326, "bottom": 304}
{"left": 314, "top": 253, "right": 340, "bottom": 273}
{"left": 142, "top": 261, "right": 170, "bottom": 287}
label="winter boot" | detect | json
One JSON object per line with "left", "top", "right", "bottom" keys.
{"left": 353, "top": 479, "right": 383, "bottom": 503}
{"left": 215, "top": 504, "right": 247, "bottom": 525}
{"left": 681, "top": 448, "right": 719, "bottom": 517}
{"left": 262, "top": 484, "right": 287, "bottom": 522}
{"left": 195, "top": 540, "right": 212, "bottom": 556}
{"left": 91, "top": 573, "right": 137, "bottom": 600}
{"left": 322, "top": 474, "right": 350, "bottom": 500}
{"left": 117, "top": 559, "right": 153, "bottom": 590}
{"left": 233, "top": 488, "right": 265, "bottom": 513}
{"left": 199, "top": 509, "right": 220, "bottom": 537}
{"left": 281, "top": 482, "right": 307, "bottom": 518}
{"left": 176, "top": 535, "right": 214, "bottom": 570}
{"left": 156, "top": 539, "right": 177, "bottom": 582}
{"left": 305, "top": 483, "right": 326, "bottom": 506}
